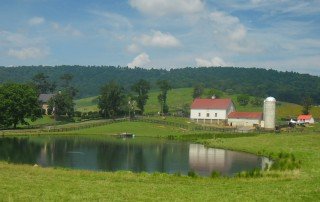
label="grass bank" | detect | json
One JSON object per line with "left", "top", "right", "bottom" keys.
{"left": 0, "top": 129, "right": 320, "bottom": 200}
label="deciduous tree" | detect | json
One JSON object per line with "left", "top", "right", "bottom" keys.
{"left": 302, "top": 96, "right": 313, "bottom": 115}
{"left": 47, "top": 91, "right": 75, "bottom": 120}
{"left": 157, "top": 80, "right": 171, "bottom": 115}
{"left": 32, "top": 73, "right": 56, "bottom": 94}
{"left": 192, "top": 83, "right": 204, "bottom": 99}
{"left": 0, "top": 83, "right": 42, "bottom": 128}
{"left": 131, "top": 79, "right": 150, "bottom": 114}
{"left": 98, "top": 81, "right": 125, "bottom": 118}
{"left": 237, "top": 94, "right": 250, "bottom": 106}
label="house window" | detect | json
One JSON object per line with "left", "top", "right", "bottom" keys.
{"left": 215, "top": 113, "right": 217, "bottom": 117}
{"left": 206, "top": 113, "right": 210, "bottom": 117}
{"left": 198, "top": 113, "right": 201, "bottom": 117}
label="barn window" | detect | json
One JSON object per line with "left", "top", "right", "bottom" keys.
{"left": 215, "top": 113, "right": 217, "bottom": 117}
{"left": 206, "top": 113, "right": 210, "bottom": 117}
{"left": 198, "top": 113, "right": 201, "bottom": 117}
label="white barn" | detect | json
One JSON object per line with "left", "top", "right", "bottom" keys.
{"left": 297, "top": 115, "right": 315, "bottom": 124}
{"left": 190, "top": 98, "right": 235, "bottom": 124}
{"left": 227, "top": 112, "right": 263, "bottom": 127}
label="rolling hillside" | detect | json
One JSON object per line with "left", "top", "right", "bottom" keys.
{"left": 75, "top": 88, "right": 320, "bottom": 119}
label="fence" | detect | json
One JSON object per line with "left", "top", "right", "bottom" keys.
{"left": 2, "top": 116, "right": 284, "bottom": 135}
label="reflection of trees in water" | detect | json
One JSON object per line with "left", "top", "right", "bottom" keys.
{"left": 96, "top": 142, "right": 147, "bottom": 172}
{"left": 0, "top": 137, "right": 42, "bottom": 164}
{"left": 96, "top": 141, "right": 189, "bottom": 173}
{"left": 0, "top": 136, "right": 191, "bottom": 174}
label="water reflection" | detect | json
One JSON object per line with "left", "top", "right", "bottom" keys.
{"left": 189, "top": 144, "right": 270, "bottom": 176}
{"left": 0, "top": 136, "right": 268, "bottom": 176}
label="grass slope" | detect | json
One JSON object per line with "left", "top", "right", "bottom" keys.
{"left": 0, "top": 132, "right": 319, "bottom": 201}
{"left": 68, "top": 121, "right": 192, "bottom": 137}
{"left": 75, "top": 88, "right": 320, "bottom": 119}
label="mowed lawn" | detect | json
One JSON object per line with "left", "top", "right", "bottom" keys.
{"left": 66, "top": 121, "right": 193, "bottom": 137}
{"left": 0, "top": 132, "right": 319, "bottom": 201}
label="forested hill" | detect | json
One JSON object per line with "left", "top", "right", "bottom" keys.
{"left": 0, "top": 65, "right": 319, "bottom": 104}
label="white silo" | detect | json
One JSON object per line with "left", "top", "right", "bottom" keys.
{"left": 263, "top": 97, "right": 276, "bottom": 129}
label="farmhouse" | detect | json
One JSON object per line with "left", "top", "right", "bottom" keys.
{"left": 38, "top": 94, "right": 55, "bottom": 115}
{"left": 190, "top": 96, "right": 276, "bottom": 129}
{"left": 190, "top": 98, "right": 235, "bottom": 124}
{"left": 228, "top": 112, "right": 263, "bottom": 127}
{"left": 297, "top": 114, "right": 315, "bottom": 124}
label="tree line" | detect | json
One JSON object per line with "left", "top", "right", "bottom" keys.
{"left": 0, "top": 66, "right": 319, "bottom": 105}
{"left": 0, "top": 71, "right": 173, "bottom": 128}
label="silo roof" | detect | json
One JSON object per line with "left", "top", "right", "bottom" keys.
{"left": 265, "top": 97, "right": 276, "bottom": 102}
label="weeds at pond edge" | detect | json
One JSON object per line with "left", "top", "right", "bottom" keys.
{"left": 235, "top": 152, "right": 301, "bottom": 178}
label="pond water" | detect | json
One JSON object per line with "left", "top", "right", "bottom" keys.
{"left": 0, "top": 135, "right": 270, "bottom": 176}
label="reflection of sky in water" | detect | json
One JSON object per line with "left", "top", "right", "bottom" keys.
{"left": 0, "top": 136, "right": 268, "bottom": 176}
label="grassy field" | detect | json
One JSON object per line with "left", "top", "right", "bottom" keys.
{"left": 0, "top": 128, "right": 319, "bottom": 200}
{"left": 23, "top": 115, "right": 56, "bottom": 126}
{"left": 75, "top": 88, "right": 320, "bottom": 120}
{"left": 66, "top": 121, "right": 193, "bottom": 137}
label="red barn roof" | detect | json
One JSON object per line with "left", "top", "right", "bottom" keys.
{"left": 297, "top": 115, "right": 313, "bottom": 120}
{"left": 191, "top": 98, "right": 233, "bottom": 110}
{"left": 228, "top": 112, "right": 263, "bottom": 120}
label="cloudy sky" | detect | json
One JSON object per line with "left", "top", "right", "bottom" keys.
{"left": 0, "top": 0, "right": 319, "bottom": 74}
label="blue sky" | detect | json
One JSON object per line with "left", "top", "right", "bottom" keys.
{"left": 0, "top": 0, "right": 319, "bottom": 75}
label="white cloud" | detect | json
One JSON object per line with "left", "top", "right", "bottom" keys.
{"left": 129, "top": 0, "right": 204, "bottom": 16}
{"left": 126, "top": 44, "right": 140, "bottom": 53}
{"left": 89, "top": 10, "right": 132, "bottom": 29}
{"left": 229, "top": 25, "right": 247, "bottom": 41}
{"left": 8, "top": 47, "right": 49, "bottom": 59}
{"left": 28, "top": 17, "right": 45, "bottom": 26}
{"left": 52, "top": 22, "right": 82, "bottom": 37}
{"left": 195, "top": 57, "right": 228, "bottom": 67}
{"left": 0, "top": 31, "right": 49, "bottom": 60}
{"left": 210, "top": 11, "right": 247, "bottom": 42}
{"left": 138, "top": 31, "right": 181, "bottom": 48}
{"left": 127, "top": 52, "right": 150, "bottom": 68}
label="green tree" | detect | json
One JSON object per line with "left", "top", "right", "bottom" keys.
{"left": 157, "top": 80, "right": 172, "bottom": 115}
{"left": 60, "top": 73, "right": 78, "bottom": 98}
{"left": 32, "top": 73, "right": 56, "bottom": 94}
{"left": 47, "top": 91, "right": 75, "bottom": 120}
{"left": 131, "top": 79, "right": 150, "bottom": 114}
{"left": 192, "top": 83, "right": 205, "bottom": 99}
{"left": 302, "top": 96, "right": 313, "bottom": 115}
{"left": 237, "top": 94, "right": 250, "bottom": 106}
{"left": 98, "top": 81, "right": 125, "bottom": 118}
{"left": 60, "top": 73, "right": 73, "bottom": 88}
{"left": 250, "top": 97, "right": 263, "bottom": 107}
{"left": 206, "top": 88, "right": 223, "bottom": 99}
{"left": 0, "top": 83, "right": 42, "bottom": 128}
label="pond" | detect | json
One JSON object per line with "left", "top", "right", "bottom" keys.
{"left": 0, "top": 135, "right": 270, "bottom": 176}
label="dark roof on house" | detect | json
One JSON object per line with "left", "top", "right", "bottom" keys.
{"left": 228, "top": 112, "right": 263, "bottom": 120}
{"left": 191, "top": 98, "right": 233, "bottom": 110}
{"left": 38, "top": 94, "right": 55, "bottom": 103}
{"left": 297, "top": 115, "right": 313, "bottom": 120}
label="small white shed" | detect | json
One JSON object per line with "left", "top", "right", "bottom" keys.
{"left": 297, "top": 115, "right": 315, "bottom": 124}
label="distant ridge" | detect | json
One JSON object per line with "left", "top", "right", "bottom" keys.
{"left": 0, "top": 66, "right": 319, "bottom": 104}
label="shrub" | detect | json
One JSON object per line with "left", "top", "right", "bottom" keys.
{"left": 188, "top": 170, "right": 198, "bottom": 178}
{"left": 236, "top": 168, "right": 262, "bottom": 178}
{"left": 270, "top": 152, "right": 301, "bottom": 171}
{"left": 211, "top": 171, "right": 221, "bottom": 178}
